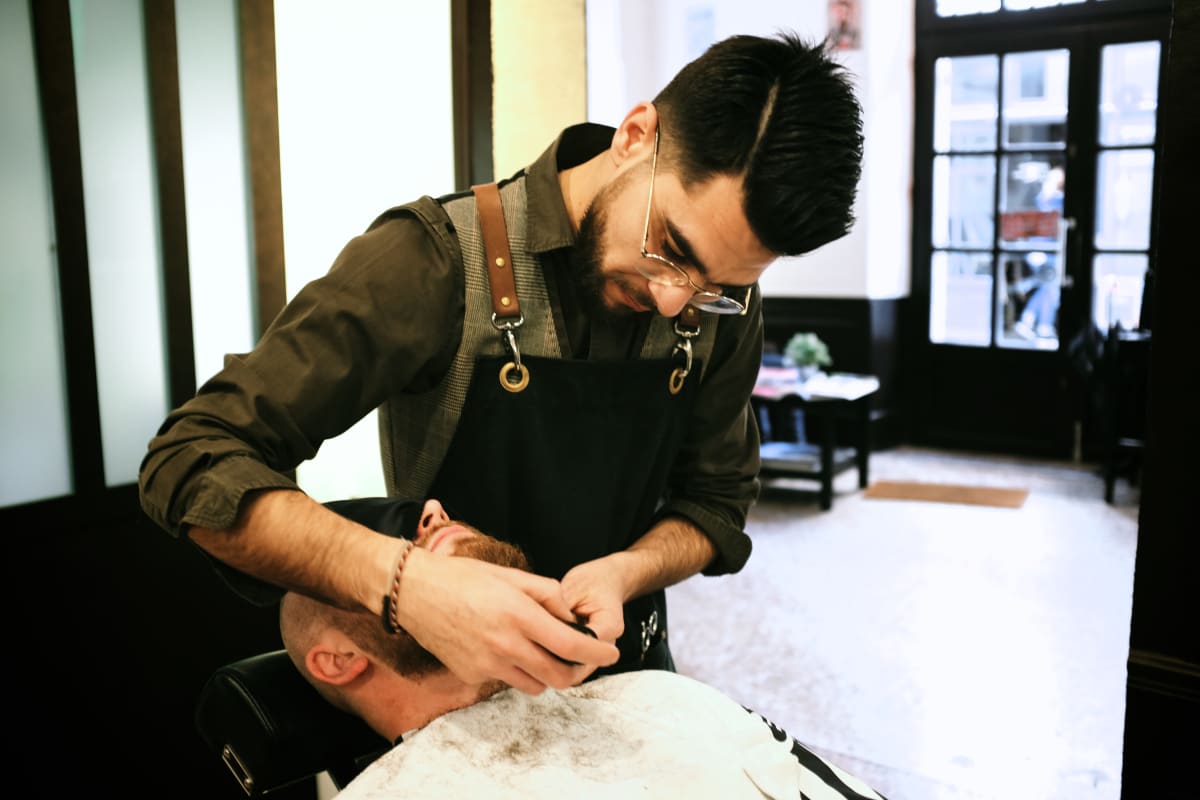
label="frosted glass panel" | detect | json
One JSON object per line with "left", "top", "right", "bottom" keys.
{"left": 0, "top": 2, "right": 73, "bottom": 506}
{"left": 929, "top": 251, "right": 993, "bottom": 346}
{"left": 1099, "top": 41, "right": 1160, "bottom": 147}
{"left": 1003, "top": 0, "right": 1084, "bottom": 8}
{"left": 1095, "top": 149, "right": 1154, "bottom": 250}
{"left": 176, "top": 0, "right": 256, "bottom": 384}
{"left": 931, "top": 155, "right": 995, "bottom": 249}
{"left": 71, "top": 0, "right": 169, "bottom": 486}
{"left": 1092, "top": 254, "right": 1146, "bottom": 332}
{"left": 937, "top": 0, "right": 1001, "bottom": 15}
{"left": 274, "top": 1, "right": 454, "bottom": 501}
{"left": 933, "top": 55, "right": 998, "bottom": 153}
{"left": 1002, "top": 49, "right": 1069, "bottom": 149}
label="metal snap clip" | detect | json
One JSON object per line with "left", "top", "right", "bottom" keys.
{"left": 668, "top": 336, "right": 693, "bottom": 395}
{"left": 492, "top": 312, "right": 528, "bottom": 392}
{"left": 640, "top": 610, "right": 660, "bottom": 664}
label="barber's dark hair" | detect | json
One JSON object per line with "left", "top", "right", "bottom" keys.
{"left": 653, "top": 31, "right": 864, "bottom": 256}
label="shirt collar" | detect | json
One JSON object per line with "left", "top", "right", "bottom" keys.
{"left": 523, "top": 123, "right": 615, "bottom": 254}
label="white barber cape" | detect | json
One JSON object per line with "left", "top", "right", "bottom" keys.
{"left": 336, "top": 670, "right": 885, "bottom": 799}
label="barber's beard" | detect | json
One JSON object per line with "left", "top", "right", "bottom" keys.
{"left": 569, "top": 204, "right": 622, "bottom": 322}
{"left": 569, "top": 186, "right": 653, "bottom": 321}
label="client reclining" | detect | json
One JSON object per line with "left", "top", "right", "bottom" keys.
{"left": 281, "top": 498, "right": 887, "bottom": 799}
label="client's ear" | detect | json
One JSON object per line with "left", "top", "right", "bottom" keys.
{"left": 305, "top": 634, "right": 369, "bottom": 687}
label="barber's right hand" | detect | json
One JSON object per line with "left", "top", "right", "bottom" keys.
{"left": 393, "top": 548, "right": 619, "bottom": 694}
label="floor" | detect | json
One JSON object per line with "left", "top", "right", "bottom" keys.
{"left": 666, "top": 445, "right": 1140, "bottom": 800}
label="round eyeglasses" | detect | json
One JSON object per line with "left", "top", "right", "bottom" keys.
{"left": 638, "top": 129, "right": 750, "bottom": 315}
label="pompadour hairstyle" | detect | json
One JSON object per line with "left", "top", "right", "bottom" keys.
{"left": 653, "top": 31, "right": 864, "bottom": 256}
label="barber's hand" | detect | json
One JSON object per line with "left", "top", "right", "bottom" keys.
{"left": 395, "top": 548, "right": 619, "bottom": 694}
{"left": 559, "top": 555, "right": 630, "bottom": 655}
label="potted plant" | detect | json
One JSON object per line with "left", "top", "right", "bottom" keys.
{"left": 783, "top": 332, "right": 832, "bottom": 381}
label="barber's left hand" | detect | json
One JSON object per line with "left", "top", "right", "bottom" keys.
{"left": 559, "top": 555, "right": 630, "bottom": 653}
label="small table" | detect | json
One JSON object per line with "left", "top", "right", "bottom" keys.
{"left": 751, "top": 368, "right": 880, "bottom": 511}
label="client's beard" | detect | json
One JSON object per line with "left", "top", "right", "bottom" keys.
{"left": 384, "top": 526, "right": 530, "bottom": 679}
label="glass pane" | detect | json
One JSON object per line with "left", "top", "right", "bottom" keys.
{"left": 176, "top": 0, "right": 255, "bottom": 385}
{"left": 997, "top": 155, "right": 1064, "bottom": 350}
{"left": 930, "top": 251, "right": 993, "bottom": 346}
{"left": 1093, "top": 254, "right": 1147, "bottom": 331}
{"left": 932, "top": 155, "right": 996, "bottom": 249}
{"left": 70, "top": 0, "right": 169, "bottom": 487}
{"left": 1003, "top": 0, "right": 1084, "bottom": 9}
{"left": 1003, "top": 49, "right": 1069, "bottom": 148}
{"left": 1099, "top": 41, "right": 1160, "bottom": 146}
{"left": 934, "top": 55, "right": 998, "bottom": 152}
{"left": 937, "top": 0, "right": 1001, "bottom": 16}
{"left": 1095, "top": 149, "right": 1154, "bottom": 250}
{"left": 999, "top": 252, "right": 1061, "bottom": 350}
{"left": 275, "top": 0, "right": 455, "bottom": 502}
{"left": 1, "top": 1, "right": 73, "bottom": 506}
{"left": 999, "top": 154, "right": 1065, "bottom": 248}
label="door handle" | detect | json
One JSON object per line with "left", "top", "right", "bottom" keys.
{"left": 1058, "top": 216, "right": 1076, "bottom": 289}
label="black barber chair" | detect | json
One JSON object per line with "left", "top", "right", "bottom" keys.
{"left": 195, "top": 649, "right": 389, "bottom": 796}
{"left": 196, "top": 497, "right": 413, "bottom": 795}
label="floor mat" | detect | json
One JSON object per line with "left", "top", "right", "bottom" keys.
{"left": 864, "top": 480, "right": 1029, "bottom": 508}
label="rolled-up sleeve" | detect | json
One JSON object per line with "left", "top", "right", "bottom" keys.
{"left": 656, "top": 288, "right": 763, "bottom": 575}
{"left": 139, "top": 201, "right": 463, "bottom": 537}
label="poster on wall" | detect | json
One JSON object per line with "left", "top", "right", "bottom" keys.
{"left": 828, "top": 0, "right": 861, "bottom": 51}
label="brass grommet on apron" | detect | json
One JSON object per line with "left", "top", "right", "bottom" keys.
{"left": 493, "top": 318, "right": 529, "bottom": 393}
{"left": 499, "top": 361, "right": 529, "bottom": 393}
{"left": 668, "top": 368, "right": 687, "bottom": 395}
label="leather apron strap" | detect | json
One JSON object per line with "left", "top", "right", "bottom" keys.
{"left": 472, "top": 183, "right": 521, "bottom": 322}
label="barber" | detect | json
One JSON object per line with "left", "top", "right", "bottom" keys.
{"left": 138, "top": 33, "right": 863, "bottom": 695}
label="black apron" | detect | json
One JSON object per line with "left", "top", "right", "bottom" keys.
{"left": 426, "top": 184, "right": 704, "bottom": 674}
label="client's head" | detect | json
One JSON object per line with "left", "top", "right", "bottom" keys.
{"left": 279, "top": 499, "right": 528, "bottom": 733}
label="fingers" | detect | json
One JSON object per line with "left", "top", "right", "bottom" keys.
{"left": 397, "top": 554, "right": 616, "bottom": 694}
{"left": 492, "top": 635, "right": 596, "bottom": 693}
{"left": 515, "top": 570, "right": 579, "bottom": 623}
{"left": 558, "top": 558, "right": 627, "bottom": 644}
{"left": 491, "top": 576, "right": 618, "bottom": 687}
{"left": 456, "top": 609, "right": 606, "bottom": 694}
{"left": 576, "top": 604, "right": 624, "bottom": 645}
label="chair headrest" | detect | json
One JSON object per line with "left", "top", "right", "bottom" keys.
{"left": 195, "top": 649, "right": 388, "bottom": 796}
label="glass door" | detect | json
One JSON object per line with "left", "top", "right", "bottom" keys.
{"left": 1091, "top": 40, "right": 1160, "bottom": 332}
{"left": 929, "top": 48, "right": 1072, "bottom": 351}
{"left": 912, "top": 2, "right": 1167, "bottom": 458}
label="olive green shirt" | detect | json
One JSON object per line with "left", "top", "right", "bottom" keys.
{"left": 138, "top": 124, "right": 762, "bottom": 576}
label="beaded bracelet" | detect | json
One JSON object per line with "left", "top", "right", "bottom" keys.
{"left": 380, "top": 539, "right": 415, "bottom": 634}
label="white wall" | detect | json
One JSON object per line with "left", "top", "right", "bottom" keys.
{"left": 492, "top": 0, "right": 587, "bottom": 178}
{"left": 274, "top": 1, "right": 456, "bottom": 502}
{"left": 70, "top": 0, "right": 171, "bottom": 486}
{"left": 176, "top": 0, "right": 257, "bottom": 386}
{"left": 862, "top": 0, "right": 915, "bottom": 300}
{"left": 1, "top": 1, "right": 73, "bottom": 506}
{"left": 586, "top": 0, "right": 914, "bottom": 301}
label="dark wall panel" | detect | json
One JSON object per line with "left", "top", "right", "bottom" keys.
{"left": 762, "top": 296, "right": 906, "bottom": 449}
{"left": 1120, "top": 0, "right": 1200, "bottom": 796}
{"left": 5, "top": 492, "right": 310, "bottom": 797}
